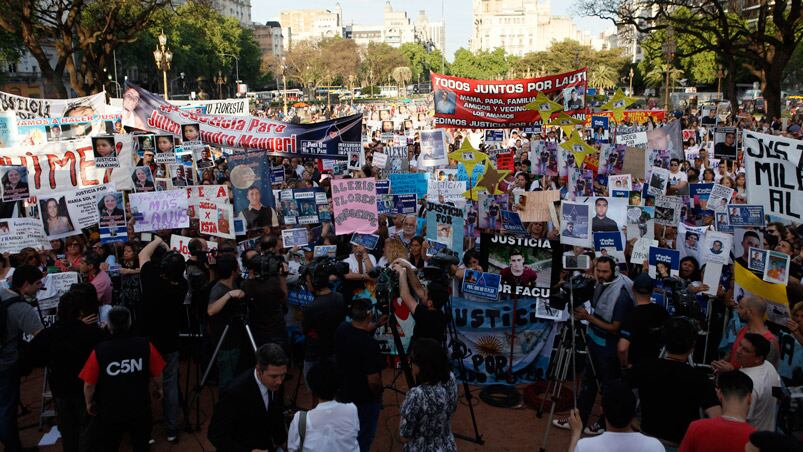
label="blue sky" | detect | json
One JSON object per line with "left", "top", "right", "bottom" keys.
{"left": 252, "top": 0, "right": 613, "bottom": 61}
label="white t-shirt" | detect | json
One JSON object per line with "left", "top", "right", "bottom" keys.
{"left": 342, "top": 253, "right": 377, "bottom": 274}
{"left": 668, "top": 170, "right": 687, "bottom": 186}
{"left": 741, "top": 360, "right": 781, "bottom": 431}
{"left": 575, "top": 432, "right": 665, "bottom": 452}
{"left": 287, "top": 400, "right": 360, "bottom": 452}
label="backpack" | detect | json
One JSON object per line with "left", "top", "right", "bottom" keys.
{"left": 0, "top": 294, "right": 25, "bottom": 348}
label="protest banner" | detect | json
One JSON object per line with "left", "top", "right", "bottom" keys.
{"left": 479, "top": 233, "right": 553, "bottom": 299}
{"left": 431, "top": 68, "right": 588, "bottom": 129}
{"left": 279, "top": 189, "right": 328, "bottom": 225}
{"left": 518, "top": 190, "right": 561, "bottom": 223}
{"left": 743, "top": 130, "right": 803, "bottom": 222}
{"left": 0, "top": 90, "right": 106, "bottom": 119}
{"left": 648, "top": 246, "right": 680, "bottom": 278}
{"left": 0, "top": 136, "right": 134, "bottom": 195}
{"left": 427, "top": 179, "right": 467, "bottom": 204}
{"left": 728, "top": 204, "right": 765, "bottom": 227}
{"left": 282, "top": 228, "right": 309, "bottom": 248}
{"left": 185, "top": 185, "right": 229, "bottom": 219}
{"left": 123, "top": 83, "right": 361, "bottom": 159}
{"left": 426, "top": 202, "right": 465, "bottom": 255}
{"left": 389, "top": 172, "right": 428, "bottom": 198}
{"left": 129, "top": 189, "right": 190, "bottom": 232}
{"left": 450, "top": 296, "right": 559, "bottom": 384}
{"left": 16, "top": 114, "right": 122, "bottom": 145}
{"left": 377, "top": 194, "right": 416, "bottom": 216}
{"left": 0, "top": 218, "right": 50, "bottom": 253}
{"left": 616, "top": 131, "right": 648, "bottom": 147}
{"left": 164, "top": 98, "right": 250, "bottom": 116}
{"left": 419, "top": 129, "right": 449, "bottom": 167}
{"left": 39, "top": 184, "right": 114, "bottom": 240}
{"left": 227, "top": 151, "right": 276, "bottom": 230}
{"left": 97, "top": 191, "right": 127, "bottom": 243}
{"left": 199, "top": 201, "right": 234, "bottom": 239}
{"left": 331, "top": 177, "right": 378, "bottom": 235}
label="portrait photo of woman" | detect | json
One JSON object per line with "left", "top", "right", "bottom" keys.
{"left": 1, "top": 166, "right": 29, "bottom": 202}
{"left": 131, "top": 167, "right": 156, "bottom": 192}
{"left": 40, "top": 197, "right": 75, "bottom": 237}
{"left": 97, "top": 193, "right": 125, "bottom": 228}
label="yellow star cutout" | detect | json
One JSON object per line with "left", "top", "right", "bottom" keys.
{"left": 448, "top": 139, "right": 489, "bottom": 177}
{"left": 560, "top": 132, "right": 597, "bottom": 168}
{"left": 524, "top": 92, "right": 564, "bottom": 122}
{"left": 599, "top": 89, "right": 637, "bottom": 122}
{"left": 473, "top": 160, "right": 509, "bottom": 197}
{"left": 549, "top": 112, "right": 586, "bottom": 137}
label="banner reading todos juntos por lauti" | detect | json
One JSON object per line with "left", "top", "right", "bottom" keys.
{"left": 430, "top": 68, "right": 588, "bottom": 129}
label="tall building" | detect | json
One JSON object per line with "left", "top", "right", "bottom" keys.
{"left": 470, "top": 0, "right": 602, "bottom": 56}
{"left": 253, "top": 21, "right": 284, "bottom": 72}
{"left": 173, "top": 0, "right": 252, "bottom": 26}
{"left": 414, "top": 10, "right": 445, "bottom": 52}
{"left": 279, "top": 4, "right": 343, "bottom": 51}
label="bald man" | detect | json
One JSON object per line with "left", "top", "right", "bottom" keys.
{"left": 712, "top": 296, "right": 779, "bottom": 370}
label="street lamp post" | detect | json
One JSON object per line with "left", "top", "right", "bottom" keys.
{"left": 628, "top": 67, "right": 634, "bottom": 96}
{"left": 214, "top": 71, "right": 228, "bottom": 99}
{"left": 152, "top": 30, "right": 173, "bottom": 100}
{"left": 282, "top": 57, "right": 288, "bottom": 116}
{"left": 717, "top": 65, "right": 726, "bottom": 100}
{"left": 662, "top": 27, "right": 676, "bottom": 112}
{"left": 220, "top": 53, "right": 241, "bottom": 96}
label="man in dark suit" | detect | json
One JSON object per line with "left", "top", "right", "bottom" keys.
{"left": 208, "top": 343, "right": 289, "bottom": 452}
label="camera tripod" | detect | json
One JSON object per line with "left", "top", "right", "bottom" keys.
{"left": 536, "top": 301, "right": 600, "bottom": 452}
{"left": 184, "top": 311, "right": 258, "bottom": 431}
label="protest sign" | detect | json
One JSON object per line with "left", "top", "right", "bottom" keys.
{"left": 419, "top": 129, "right": 449, "bottom": 167}
{"left": 227, "top": 151, "right": 276, "bottom": 230}
{"left": 170, "top": 234, "right": 218, "bottom": 260}
{"left": 748, "top": 247, "right": 768, "bottom": 273}
{"left": 39, "top": 185, "right": 114, "bottom": 240}
{"left": 462, "top": 269, "right": 502, "bottom": 300}
{"left": 166, "top": 98, "right": 250, "bottom": 116}
{"left": 630, "top": 237, "right": 658, "bottom": 264}
{"left": 713, "top": 127, "right": 738, "bottom": 160}
{"left": 621, "top": 147, "right": 645, "bottom": 179}
{"left": 648, "top": 246, "right": 680, "bottom": 279}
{"left": 371, "top": 151, "right": 387, "bottom": 168}
{"left": 0, "top": 218, "right": 50, "bottom": 253}
{"left": 594, "top": 231, "right": 625, "bottom": 262}
{"left": 0, "top": 136, "right": 134, "bottom": 195}
{"left": 589, "top": 197, "right": 627, "bottom": 233}
{"left": 97, "top": 191, "right": 127, "bottom": 243}
{"left": 185, "top": 185, "right": 229, "bottom": 219}
{"left": 607, "top": 174, "right": 631, "bottom": 191}
{"left": 500, "top": 210, "right": 527, "bottom": 236}
{"left": 389, "top": 172, "right": 428, "bottom": 198}
{"left": 129, "top": 189, "right": 190, "bottom": 232}
{"left": 518, "top": 191, "right": 561, "bottom": 223}
{"left": 279, "top": 189, "right": 328, "bottom": 225}
{"left": 743, "top": 130, "right": 803, "bottom": 222}
{"left": 0, "top": 90, "right": 106, "bottom": 119}
{"left": 701, "top": 230, "right": 732, "bottom": 265}
{"left": 479, "top": 233, "right": 553, "bottom": 299}
{"left": 647, "top": 121, "right": 683, "bottom": 160}
{"left": 559, "top": 202, "right": 592, "bottom": 247}
{"left": 426, "top": 202, "right": 465, "bottom": 255}
{"left": 477, "top": 193, "right": 507, "bottom": 230}
{"left": 123, "top": 83, "right": 361, "bottom": 159}
{"left": 17, "top": 114, "right": 122, "bottom": 145}
{"left": 690, "top": 183, "right": 714, "bottom": 209}
{"left": 331, "top": 177, "right": 378, "bottom": 235}
{"left": 653, "top": 194, "right": 682, "bottom": 226}
{"left": 282, "top": 228, "right": 309, "bottom": 248}
{"left": 598, "top": 144, "right": 625, "bottom": 176}
{"left": 287, "top": 286, "right": 315, "bottom": 307}
{"left": 199, "top": 201, "right": 234, "bottom": 239}
{"left": 427, "top": 179, "right": 467, "bottom": 204}
{"left": 728, "top": 205, "right": 765, "bottom": 227}
{"left": 271, "top": 165, "right": 285, "bottom": 184}
{"left": 707, "top": 184, "right": 735, "bottom": 211}
{"left": 626, "top": 206, "right": 655, "bottom": 240}
{"left": 484, "top": 130, "right": 504, "bottom": 143}
{"left": 313, "top": 245, "right": 337, "bottom": 258}
{"left": 377, "top": 194, "right": 416, "bottom": 216}
{"left": 37, "top": 272, "right": 80, "bottom": 327}
{"left": 495, "top": 151, "right": 515, "bottom": 171}
{"left": 616, "top": 131, "right": 648, "bottom": 147}
{"left": 647, "top": 166, "right": 670, "bottom": 195}
{"left": 431, "top": 68, "right": 588, "bottom": 129}
{"left": 764, "top": 251, "right": 791, "bottom": 285}
{"left": 0, "top": 166, "right": 29, "bottom": 202}
{"left": 385, "top": 146, "right": 409, "bottom": 173}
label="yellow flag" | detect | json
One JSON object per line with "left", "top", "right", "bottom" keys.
{"left": 734, "top": 262, "right": 788, "bottom": 306}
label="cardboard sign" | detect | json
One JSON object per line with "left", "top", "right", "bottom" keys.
{"left": 129, "top": 189, "right": 190, "bottom": 232}
{"left": 331, "top": 177, "right": 379, "bottom": 235}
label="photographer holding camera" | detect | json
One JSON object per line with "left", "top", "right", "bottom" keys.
{"left": 553, "top": 256, "right": 634, "bottom": 435}
{"left": 301, "top": 259, "right": 346, "bottom": 383}
{"left": 242, "top": 236, "right": 289, "bottom": 350}
{"left": 392, "top": 259, "right": 447, "bottom": 347}
{"left": 206, "top": 253, "right": 247, "bottom": 389}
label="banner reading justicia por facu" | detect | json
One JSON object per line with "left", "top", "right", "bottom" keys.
{"left": 430, "top": 68, "right": 587, "bottom": 129}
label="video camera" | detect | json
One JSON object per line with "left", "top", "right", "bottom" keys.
{"left": 422, "top": 250, "right": 459, "bottom": 284}
{"left": 662, "top": 277, "right": 705, "bottom": 326}
{"left": 246, "top": 251, "right": 288, "bottom": 281}
{"left": 299, "top": 256, "right": 350, "bottom": 288}
{"left": 549, "top": 274, "right": 595, "bottom": 311}
{"left": 368, "top": 266, "right": 398, "bottom": 314}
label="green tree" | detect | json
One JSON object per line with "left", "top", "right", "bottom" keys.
{"left": 512, "top": 40, "right": 629, "bottom": 84}
{"left": 283, "top": 40, "right": 326, "bottom": 96}
{"left": 450, "top": 48, "right": 512, "bottom": 79}
{"left": 319, "top": 37, "right": 360, "bottom": 86}
{"left": 360, "top": 42, "right": 407, "bottom": 87}
{"left": 400, "top": 42, "right": 449, "bottom": 81}
{"left": 589, "top": 65, "right": 619, "bottom": 90}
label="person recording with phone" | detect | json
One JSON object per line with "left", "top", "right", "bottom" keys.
{"left": 553, "top": 256, "right": 634, "bottom": 436}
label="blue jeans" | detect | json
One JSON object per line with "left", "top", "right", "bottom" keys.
{"left": 577, "top": 341, "right": 620, "bottom": 429}
{"left": 162, "top": 351, "right": 181, "bottom": 436}
{"left": 0, "top": 365, "right": 21, "bottom": 451}
{"left": 356, "top": 399, "right": 381, "bottom": 452}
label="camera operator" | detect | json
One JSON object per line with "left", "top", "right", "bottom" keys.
{"left": 393, "top": 259, "right": 447, "bottom": 346}
{"left": 140, "top": 247, "right": 188, "bottom": 443}
{"left": 207, "top": 253, "right": 247, "bottom": 389}
{"left": 185, "top": 238, "right": 214, "bottom": 331}
{"left": 301, "top": 260, "right": 346, "bottom": 384}
{"left": 553, "top": 256, "right": 634, "bottom": 435}
{"left": 242, "top": 236, "right": 289, "bottom": 350}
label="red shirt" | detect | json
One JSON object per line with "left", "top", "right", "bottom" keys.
{"left": 728, "top": 327, "right": 778, "bottom": 368}
{"left": 79, "top": 342, "right": 165, "bottom": 385}
{"left": 678, "top": 416, "right": 755, "bottom": 452}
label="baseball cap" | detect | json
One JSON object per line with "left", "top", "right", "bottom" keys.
{"left": 633, "top": 272, "right": 655, "bottom": 295}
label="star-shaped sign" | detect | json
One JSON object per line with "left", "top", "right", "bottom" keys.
{"left": 599, "top": 89, "right": 637, "bottom": 122}
{"left": 473, "top": 160, "right": 510, "bottom": 197}
{"left": 448, "top": 139, "right": 489, "bottom": 177}
{"left": 548, "top": 112, "right": 585, "bottom": 137}
{"left": 524, "top": 92, "right": 564, "bottom": 122}
{"left": 560, "top": 132, "right": 597, "bottom": 168}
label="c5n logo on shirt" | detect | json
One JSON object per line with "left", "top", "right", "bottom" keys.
{"left": 106, "top": 359, "right": 143, "bottom": 376}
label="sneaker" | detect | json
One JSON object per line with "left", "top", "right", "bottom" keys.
{"left": 149, "top": 439, "right": 156, "bottom": 445}
{"left": 583, "top": 423, "right": 605, "bottom": 436}
{"left": 167, "top": 435, "right": 178, "bottom": 444}
{"left": 551, "top": 418, "right": 571, "bottom": 430}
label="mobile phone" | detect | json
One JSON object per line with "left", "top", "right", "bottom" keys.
{"left": 141, "top": 232, "right": 153, "bottom": 242}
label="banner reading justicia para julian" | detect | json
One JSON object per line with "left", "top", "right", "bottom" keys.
{"left": 430, "top": 68, "right": 587, "bottom": 129}
{"left": 121, "top": 83, "right": 362, "bottom": 160}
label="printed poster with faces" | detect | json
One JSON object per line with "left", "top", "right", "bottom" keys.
{"left": 92, "top": 136, "right": 121, "bottom": 168}
{"left": 96, "top": 191, "right": 127, "bottom": 243}
{"left": 279, "top": 189, "right": 329, "bottom": 225}
{"left": 0, "top": 166, "right": 30, "bottom": 202}
{"left": 39, "top": 184, "right": 115, "bottom": 240}
{"left": 701, "top": 230, "right": 732, "bottom": 265}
